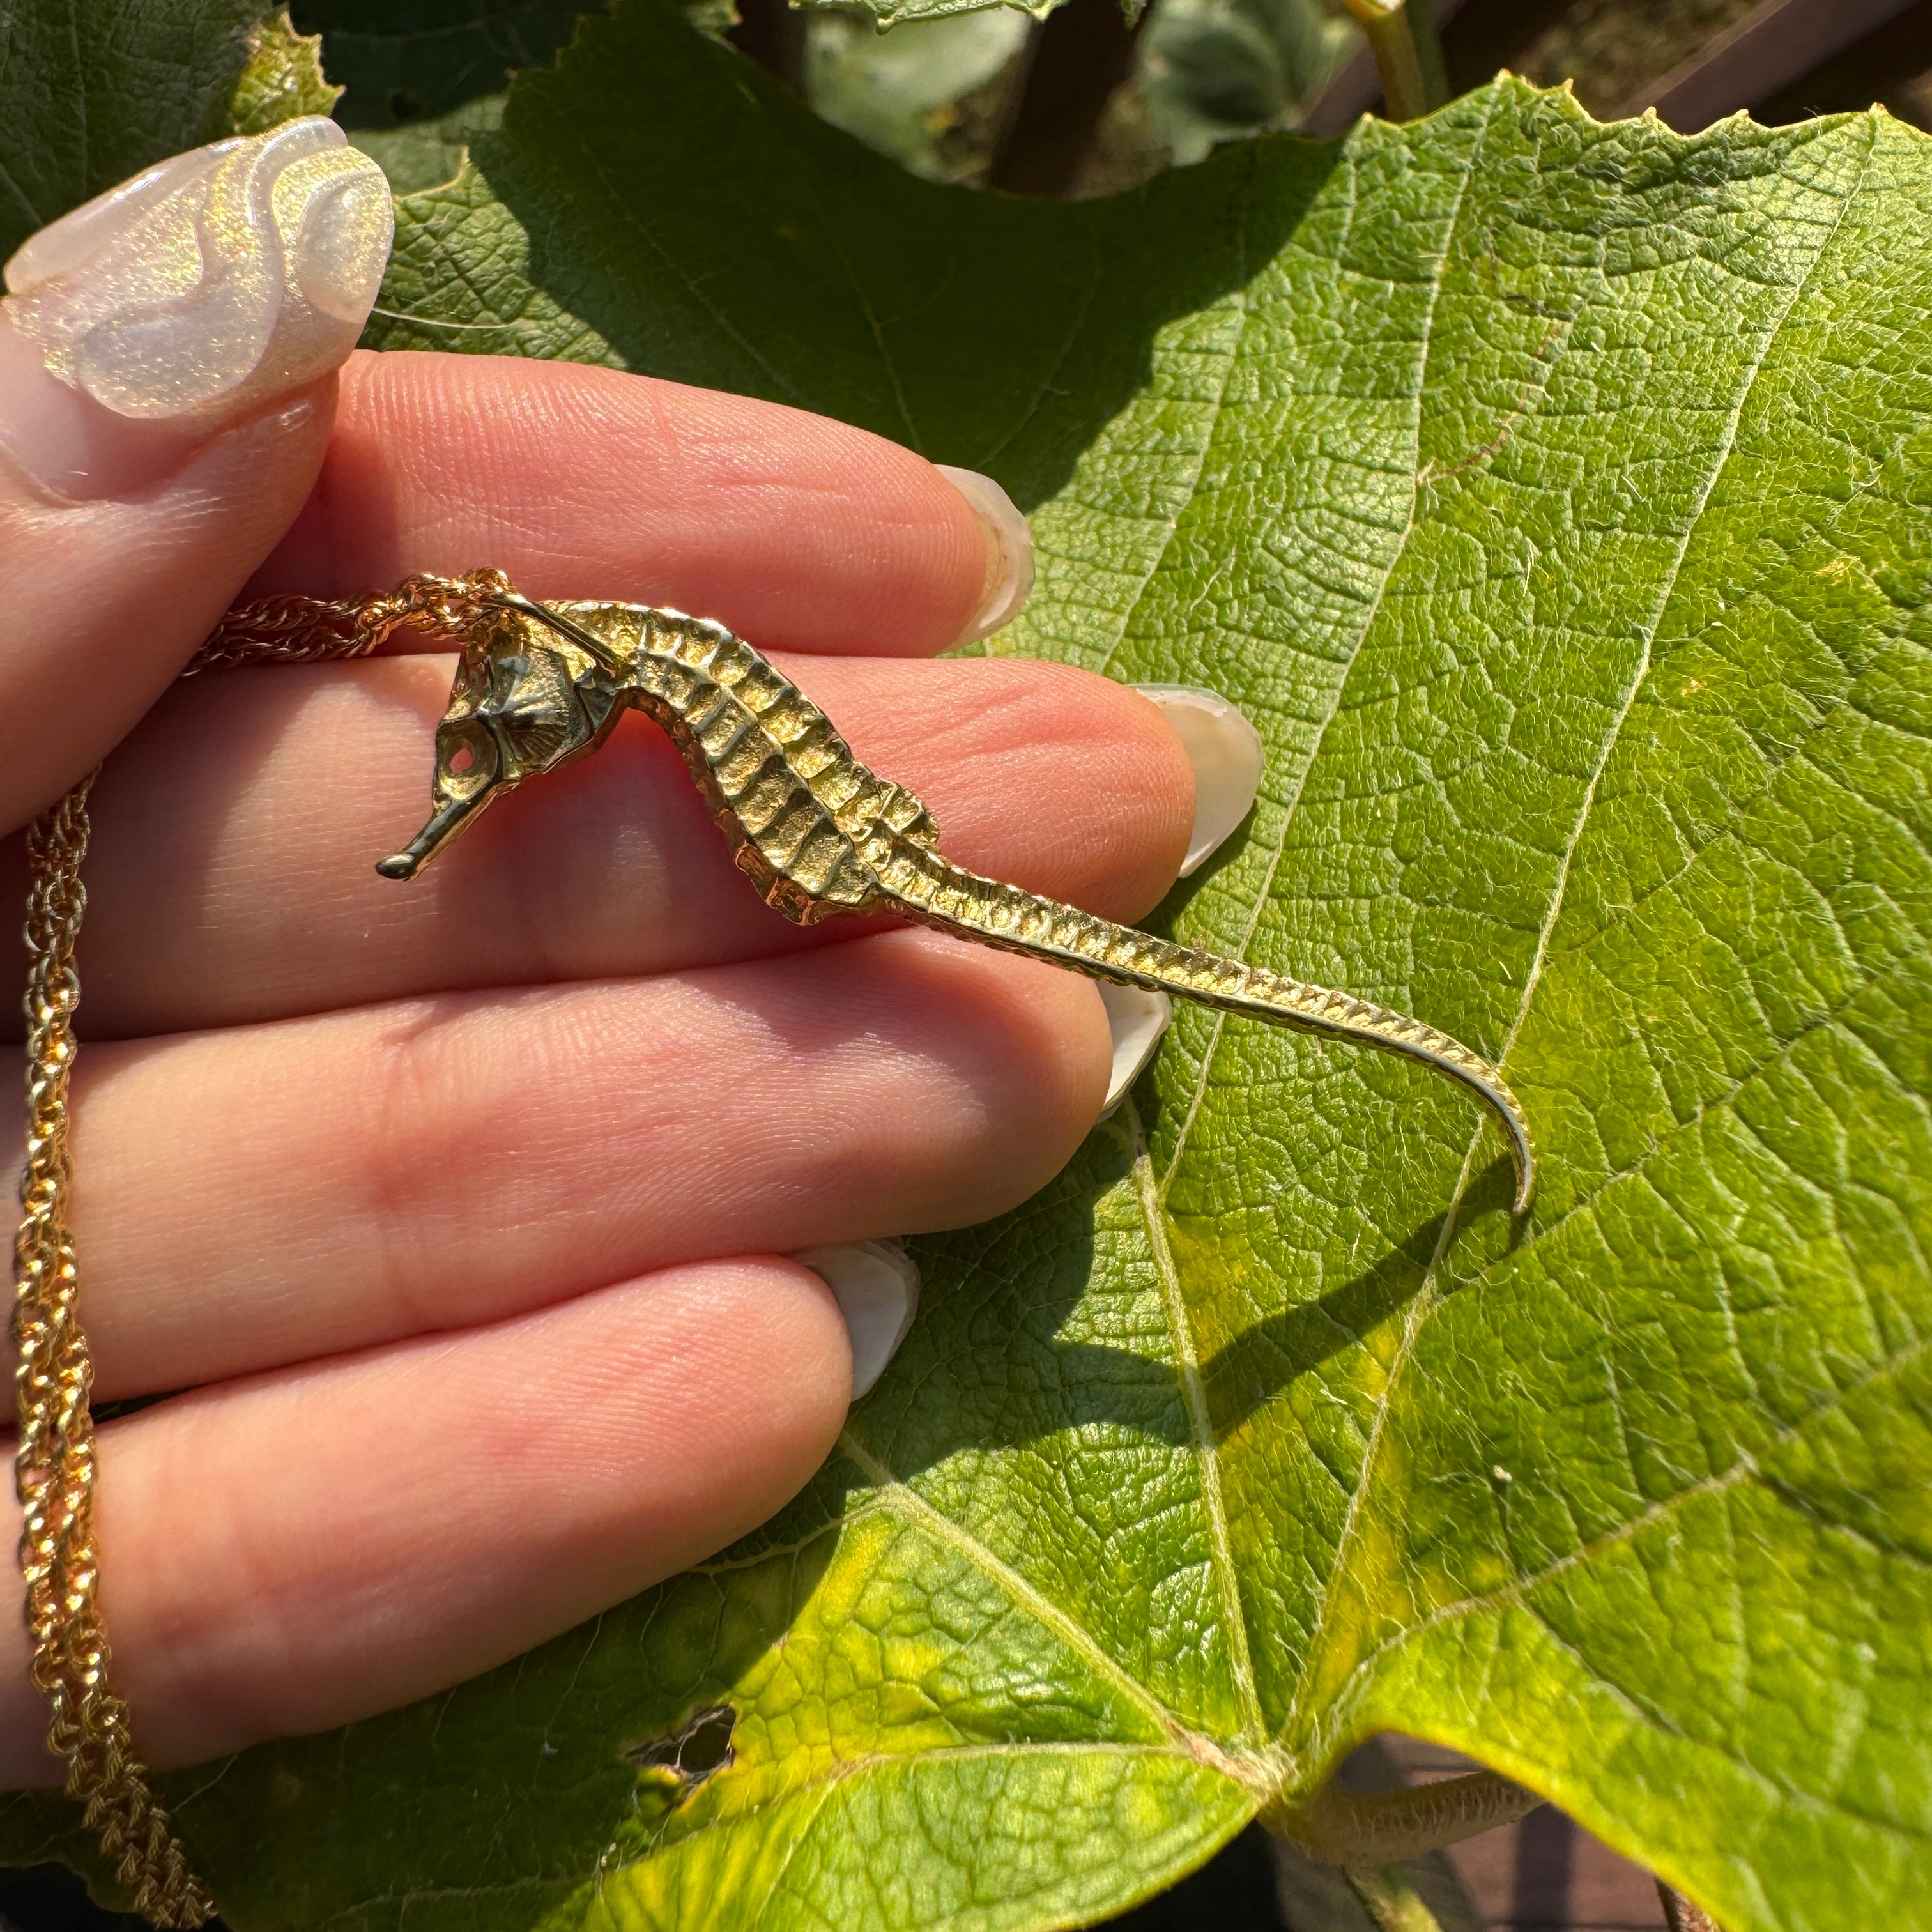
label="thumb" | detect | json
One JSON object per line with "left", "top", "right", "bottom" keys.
{"left": 0, "top": 117, "right": 392, "bottom": 831}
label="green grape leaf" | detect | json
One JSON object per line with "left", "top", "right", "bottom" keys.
{"left": 346, "top": 92, "right": 505, "bottom": 194}
{"left": 229, "top": 10, "right": 342, "bottom": 133}
{"left": 0, "top": 1, "right": 325, "bottom": 261}
{"left": 6, "top": 6, "right": 1932, "bottom": 1931}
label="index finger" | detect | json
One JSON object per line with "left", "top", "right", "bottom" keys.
{"left": 251, "top": 351, "right": 1028, "bottom": 657}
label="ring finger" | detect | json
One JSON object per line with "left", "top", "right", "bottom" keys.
{"left": 66, "top": 926, "right": 1115, "bottom": 1400}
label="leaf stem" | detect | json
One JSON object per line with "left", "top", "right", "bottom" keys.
{"left": 1348, "top": 1864, "right": 1451, "bottom": 1932}
{"left": 727, "top": 0, "right": 806, "bottom": 92}
{"left": 1342, "top": 0, "right": 1449, "bottom": 121}
{"left": 1262, "top": 1767, "right": 1544, "bottom": 1866}
{"left": 986, "top": 0, "right": 1148, "bottom": 196}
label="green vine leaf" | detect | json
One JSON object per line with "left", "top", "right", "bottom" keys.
{"left": 4, "top": 5, "right": 1931, "bottom": 1930}
{"left": 229, "top": 10, "right": 342, "bottom": 133}
{"left": 0, "top": 0, "right": 318, "bottom": 261}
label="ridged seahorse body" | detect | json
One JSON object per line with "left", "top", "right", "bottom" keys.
{"left": 517, "top": 600, "right": 1534, "bottom": 1211}
{"left": 374, "top": 584, "right": 1534, "bottom": 1211}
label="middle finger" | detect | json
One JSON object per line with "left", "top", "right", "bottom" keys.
{"left": 2, "top": 651, "right": 1193, "bottom": 1039}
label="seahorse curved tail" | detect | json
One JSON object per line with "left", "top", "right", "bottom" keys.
{"left": 875, "top": 843, "right": 1535, "bottom": 1214}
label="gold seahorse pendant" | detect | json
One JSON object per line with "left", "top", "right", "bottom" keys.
{"left": 377, "top": 576, "right": 1535, "bottom": 1211}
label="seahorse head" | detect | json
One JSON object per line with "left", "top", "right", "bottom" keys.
{"left": 377, "top": 605, "right": 618, "bottom": 880}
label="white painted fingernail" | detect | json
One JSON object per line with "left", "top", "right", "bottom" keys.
{"left": 793, "top": 1238, "right": 921, "bottom": 1400}
{"left": 937, "top": 464, "right": 1035, "bottom": 643}
{"left": 1096, "top": 981, "right": 1172, "bottom": 1122}
{"left": 1134, "top": 684, "right": 1265, "bottom": 877}
{"left": 0, "top": 118, "right": 392, "bottom": 496}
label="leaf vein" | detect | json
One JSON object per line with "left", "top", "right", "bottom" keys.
{"left": 1124, "top": 1100, "right": 1266, "bottom": 1746}
{"left": 1460, "top": 954, "right": 1918, "bottom": 1292}
{"left": 1091, "top": 231, "right": 1250, "bottom": 680}
{"left": 1284, "top": 115, "right": 1881, "bottom": 1749}
{"left": 1309, "top": 1326, "right": 1928, "bottom": 1759}
{"left": 832, "top": 1429, "right": 1223, "bottom": 1761}
{"left": 1158, "top": 96, "right": 1501, "bottom": 1200}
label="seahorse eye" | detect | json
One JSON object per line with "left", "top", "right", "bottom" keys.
{"left": 434, "top": 717, "right": 498, "bottom": 800}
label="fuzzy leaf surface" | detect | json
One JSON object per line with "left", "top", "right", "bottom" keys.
{"left": 3, "top": 8, "right": 1930, "bottom": 1932}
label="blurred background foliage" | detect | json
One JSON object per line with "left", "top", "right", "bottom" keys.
{"left": 291, "top": 0, "right": 1932, "bottom": 202}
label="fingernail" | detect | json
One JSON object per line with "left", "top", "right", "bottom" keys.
{"left": 1096, "top": 981, "right": 1173, "bottom": 1122}
{"left": 1133, "top": 685, "right": 1265, "bottom": 877}
{"left": 937, "top": 464, "right": 1034, "bottom": 643}
{"left": 793, "top": 1238, "right": 921, "bottom": 1400}
{"left": 0, "top": 118, "right": 391, "bottom": 498}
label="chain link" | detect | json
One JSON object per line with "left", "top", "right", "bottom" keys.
{"left": 188, "top": 568, "right": 513, "bottom": 673}
{"left": 14, "top": 572, "right": 509, "bottom": 1924}
{"left": 15, "top": 776, "right": 214, "bottom": 1928}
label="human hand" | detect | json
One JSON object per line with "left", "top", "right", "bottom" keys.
{"left": 0, "top": 122, "right": 1261, "bottom": 1781}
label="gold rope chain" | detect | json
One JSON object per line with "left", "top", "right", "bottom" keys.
{"left": 13, "top": 575, "right": 508, "bottom": 1926}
